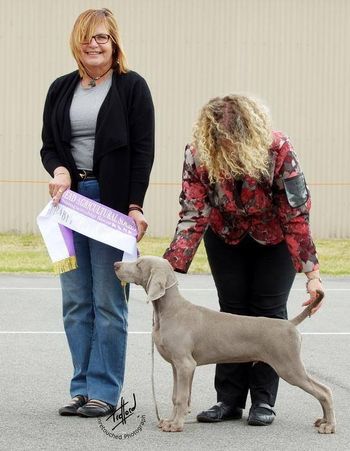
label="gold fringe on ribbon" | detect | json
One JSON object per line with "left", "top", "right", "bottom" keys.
{"left": 53, "top": 256, "right": 78, "bottom": 274}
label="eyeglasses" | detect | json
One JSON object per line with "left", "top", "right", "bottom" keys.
{"left": 82, "top": 34, "right": 110, "bottom": 45}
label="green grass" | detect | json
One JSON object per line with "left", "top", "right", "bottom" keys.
{"left": 313, "top": 240, "right": 350, "bottom": 276}
{"left": 0, "top": 233, "right": 349, "bottom": 275}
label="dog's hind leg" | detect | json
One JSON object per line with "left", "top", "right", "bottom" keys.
{"left": 305, "top": 376, "right": 336, "bottom": 434}
{"left": 273, "top": 358, "right": 336, "bottom": 434}
{"left": 161, "top": 357, "right": 196, "bottom": 432}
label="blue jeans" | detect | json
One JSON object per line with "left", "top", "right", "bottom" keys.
{"left": 59, "top": 179, "right": 128, "bottom": 406}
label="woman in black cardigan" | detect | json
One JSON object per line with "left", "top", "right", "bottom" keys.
{"left": 40, "top": 8, "right": 154, "bottom": 417}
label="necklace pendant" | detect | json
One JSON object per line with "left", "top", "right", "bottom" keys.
{"left": 88, "top": 79, "right": 96, "bottom": 88}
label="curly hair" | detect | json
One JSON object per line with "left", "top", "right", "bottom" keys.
{"left": 193, "top": 95, "right": 273, "bottom": 183}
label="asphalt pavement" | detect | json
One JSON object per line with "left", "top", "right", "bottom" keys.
{"left": 0, "top": 272, "right": 349, "bottom": 451}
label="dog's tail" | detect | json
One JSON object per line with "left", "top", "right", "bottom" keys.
{"left": 290, "top": 290, "right": 324, "bottom": 326}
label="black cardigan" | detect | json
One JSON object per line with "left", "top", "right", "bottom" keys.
{"left": 40, "top": 69, "right": 155, "bottom": 213}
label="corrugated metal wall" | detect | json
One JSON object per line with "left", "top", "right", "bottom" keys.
{"left": 1, "top": 0, "right": 349, "bottom": 237}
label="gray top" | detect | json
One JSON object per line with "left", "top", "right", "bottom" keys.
{"left": 69, "top": 75, "right": 112, "bottom": 170}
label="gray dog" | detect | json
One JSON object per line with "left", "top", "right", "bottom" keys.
{"left": 114, "top": 256, "right": 335, "bottom": 434}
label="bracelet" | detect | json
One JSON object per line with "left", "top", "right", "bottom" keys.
{"left": 54, "top": 172, "right": 68, "bottom": 177}
{"left": 306, "top": 277, "right": 322, "bottom": 288}
{"left": 128, "top": 206, "right": 144, "bottom": 215}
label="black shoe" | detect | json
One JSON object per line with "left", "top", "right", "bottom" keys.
{"left": 247, "top": 402, "right": 276, "bottom": 426}
{"left": 77, "top": 399, "right": 115, "bottom": 417}
{"left": 58, "top": 395, "right": 88, "bottom": 416}
{"left": 197, "top": 402, "right": 243, "bottom": 423}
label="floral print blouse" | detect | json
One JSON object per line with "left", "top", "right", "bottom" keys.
{"left": 163, "top": 131, "right": 319, "bottom": 274}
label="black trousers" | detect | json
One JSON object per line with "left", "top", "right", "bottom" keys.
{"left": 204, "top": 227, "right": 296, "bottom": 408}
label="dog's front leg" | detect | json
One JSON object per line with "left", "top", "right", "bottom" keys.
{"left": 161, "top": 358, "right": 196, "bottom": 432}
{"left": 158, "top": 364, "right": 177, "bottom": 429}
{"left": 187, "top": 370, "right": 194, "bottom": 414}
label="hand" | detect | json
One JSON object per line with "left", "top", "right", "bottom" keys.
{"left": 49, "top": 169, "right": 71, "bottom": 206}
{"left": 128, "top": 209, "right": 148, "bottom": 242}
{"left": 302, "top": 278, "right": 324, "bottom": 315}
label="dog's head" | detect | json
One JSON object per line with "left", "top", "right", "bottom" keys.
{"left": 114, "top": 256, "right": 178, "bottom": 302}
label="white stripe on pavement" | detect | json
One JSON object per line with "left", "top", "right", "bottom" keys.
{"left": 0, "top": 287, "right": 349, "bottom": 292}
{"left": 301, "top": 332, "right": 350, "bottom": 335}
{"left": 0, "top": 331, "right": 349, "bottom": 335}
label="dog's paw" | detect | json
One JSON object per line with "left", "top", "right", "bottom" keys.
{"left": 314, "top": 417, "right": 336, "bottom": 433}
{"left": 158, "top": 418, "right": 171, "bottom": 428}
{"left": 317, "top": 422, "right": 336, "bottom": 434}
{"left": 160, "top": 420, "right": 171, "bottom": 431}
{"left": 170, "top": 424, "right": 184, "bottom": 432}
{"left": 158, "top": 419, "right": 164, "bottom": 428}
{"left": 314, "top": 417, "right": 326, "bottom": 427}
{"left": 161, "top": 420, "right": 184, "bottom": 432}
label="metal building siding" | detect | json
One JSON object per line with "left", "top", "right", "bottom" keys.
{"left": 0, "top": 0, "right": 349, "bottom": 237}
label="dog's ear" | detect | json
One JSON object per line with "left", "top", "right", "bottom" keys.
{"left": 146, "top": 269, "right": 166, "bottom": 302}
{"left": 146, "top": 266, "right": 177, "bottom": 302}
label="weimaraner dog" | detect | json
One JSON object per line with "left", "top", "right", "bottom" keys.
{"left": 114, "top": 256, "right": 335, "bottom": 434}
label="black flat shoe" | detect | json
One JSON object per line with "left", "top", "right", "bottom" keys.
{"left": 58, "top": 395, "right": 88, "bottom": 416}
{"left": 248, "top": 402, "right": 276, "bottom": 426}
{"left": 77, "top": 399, "right": 115, "bottom": 417}
{"left": 197, "top": 402, "right": 243, "bottom": 423}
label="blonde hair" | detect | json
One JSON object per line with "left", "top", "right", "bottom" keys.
{"left": 193, "top": 95, "right": 273, "bottom": 183}
{"left": 70, "top": 8, "right": 128, "bottom": 77}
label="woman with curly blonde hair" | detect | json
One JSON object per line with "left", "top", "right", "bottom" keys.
{"left": 164, "top": 94, "right": 323, "bottom": 426}
{"left": 193, "top": 95, "right": 272, "bottom": 183}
